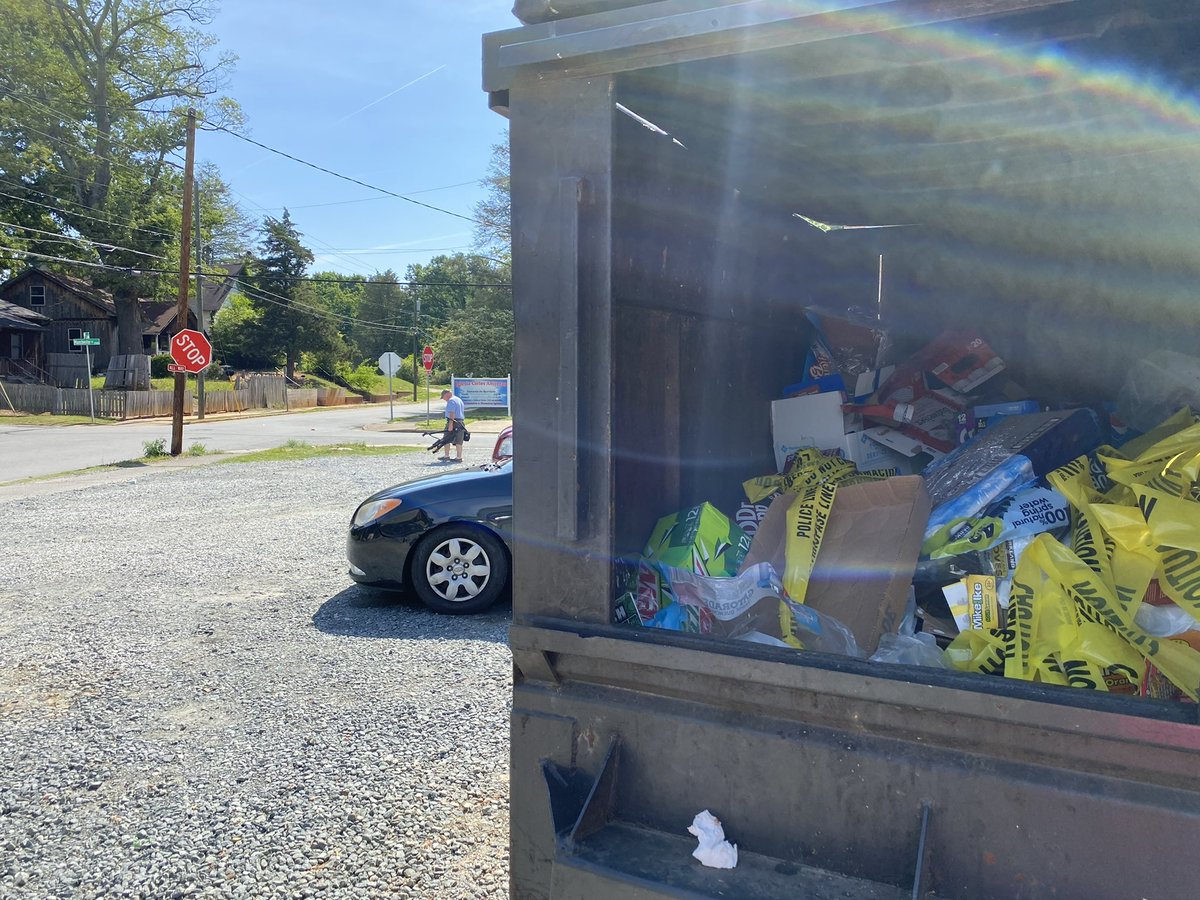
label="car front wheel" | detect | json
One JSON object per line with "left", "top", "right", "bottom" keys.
{"left": 410, "top": 525, "right": 509, "bottom": 614}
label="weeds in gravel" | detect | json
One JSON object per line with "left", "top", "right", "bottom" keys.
{"left": 218, "top": 442, "right": 421, "bottom": 465}
{"left": 187, "top": 442, "right": 208, "bottom": 456}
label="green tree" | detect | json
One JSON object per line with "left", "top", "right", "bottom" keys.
{"left": 473, "top": 139, "right": 510, "bottom": 262}
{"left": 406, "top": 253, "right": 511, "bottom": 325}
{"left": 247, "top": 211, "right": 340, "bottom": 381}
{"left": 0, "top": 0, "right": 241, "bottom": 326}
{"left": 210, "top": 291, "right": 274, "bottom": 369}
{"left": 197, "top": 163, "right": 254, "bottom": 264}
{"left": 353, "top": 270, "right": 410, "bottom": 364}
{"left": 432, "top": 307, "right": 514, "bottom": 378}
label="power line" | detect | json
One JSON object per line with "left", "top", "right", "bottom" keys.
{"left": 0, "top": 246, "right": 510, "bottom": 289}
{"left": 200, "top": 123, "right": 480, "bottom": 224}
{"left": 0, "top": 185, "right": 173, "bottom": 239}
{"left": 269, "top": 180, "right": 482, "bottom": 212}
{"left": 236, "top": 280, "right": 415, "bottom": 336}
{"left": 0, "top": 113, "right": 177, "bottom": 182}
{"left": 0, "top": 247, "right": 140, "bottom": 273}
{"left": 6, "top": 91, "right": 184, "bottom": 171}
{"left": 224, "top": 185, "right": 380, "bottom": 276}
{"left": 312, "top": 246, "right": 472, "bottom": 255}
{"left": 0, "top": 219, "right": 166, "bottom": 259}
{"left": 251, "top": 273, "right": 511, "bottom": 288}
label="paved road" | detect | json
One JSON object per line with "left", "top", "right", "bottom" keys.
{"left": 0, "top": 401, "right": 504, "bottom": 483}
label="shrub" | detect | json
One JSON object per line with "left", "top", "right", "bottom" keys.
{"left": 344, "top": 361, "right": 378, "bottom": 393}
{"left": 142, "top": 438, "right": 167, "bottom": 458}
{"left": 150, "top": 354, "right": 173, "bottom": 378}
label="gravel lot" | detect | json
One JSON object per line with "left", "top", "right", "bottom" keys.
{"left": 0, "top": 445, "right": 511, "bottom": 899}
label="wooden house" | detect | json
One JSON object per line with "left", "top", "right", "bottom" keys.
{"left": 0, "top": 298, "right": 50, "bottom": 382}
{"left": 0, "top": 268, "right": 118, "bottom": 380}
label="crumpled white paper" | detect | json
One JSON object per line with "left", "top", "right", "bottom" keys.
{"left": 688, "top": 809, "right": 738, "bottom": 869}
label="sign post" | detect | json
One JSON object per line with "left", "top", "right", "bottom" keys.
{"left": 422, "top": 345, "right": 434, "bottom": 423}
{"left": 71, "top": 332, "right": 101, "bottom": 423}
{"left": 378, "top": 351, "right": 402, "bottom": 422}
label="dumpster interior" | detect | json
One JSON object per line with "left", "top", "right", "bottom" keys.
{"left": 606, "top": 4, "right": 1200, "bottom": 713}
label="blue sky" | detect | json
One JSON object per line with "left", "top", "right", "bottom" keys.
{"left": 201, "top": 1, "right": 517, "bottom": 275}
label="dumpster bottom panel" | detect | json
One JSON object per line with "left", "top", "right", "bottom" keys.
{"left": 550, "top": 821, "right": 912, "bottom": 900}
{"left": 511, "top": 675, "right": 1199, "bottom": 900}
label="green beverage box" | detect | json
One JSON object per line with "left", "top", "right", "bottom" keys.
{"left": 642, "top": 502, "right": 751, "bottom": 577}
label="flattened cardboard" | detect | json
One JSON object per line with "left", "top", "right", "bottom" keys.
{"left": 740, "top": 476, "right": 932, "bottom": 655}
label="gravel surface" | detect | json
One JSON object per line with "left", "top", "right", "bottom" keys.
{"left": 0, "top": 444, "right": 511, "bottom": 899}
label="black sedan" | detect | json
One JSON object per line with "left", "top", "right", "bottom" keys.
{"left": 347, "top": 461, "right": 513, "bottom": 614}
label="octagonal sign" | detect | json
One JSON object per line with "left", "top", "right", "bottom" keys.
{"left": 170, "top": 328, "right": 213, "bottom": 374}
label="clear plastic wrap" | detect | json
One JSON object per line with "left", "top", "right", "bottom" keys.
{"left": 1115, "top": 350, "right": 1200, "bottom": 433}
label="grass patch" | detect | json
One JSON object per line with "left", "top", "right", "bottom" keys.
{"left": 90, "top": 375, "right": 238, "bottom": 392}
{"left": 187, "top": 442, "right": 208, "bottom": 456}
{"left": 217, "top": 441, "right": 422, "bottom": 465}
{"left": 142, "top": 438, "right": 168, "bottom": 458}
{"left": 0, "top": 411, "right": 118, "bottom": 425}
{"left": 462, "top": 409, "right": 511, "bottom": 420}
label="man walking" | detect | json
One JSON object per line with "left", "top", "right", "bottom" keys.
{"left": 440, "top": 388, "right": 465, "bottom": 463}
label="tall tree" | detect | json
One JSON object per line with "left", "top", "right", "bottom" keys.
{"left": 247, "top": 211, "right": 339, "bottom": 381}
{"left": 472, "top": 139, "right": 510, "bottom": 262}
{"left": 405, "top": 253, "right": 511, "bottom": 325}
{"left": 309, "top": 270, "right": 365, "bottom": 356}
{"left": 353, "top": 270, "right": 409, "bottom": 364}
{"left": 0, "top": 0, "right": 241, "bottom": 339}
{"left": 433, "top": 307, "right": 514, "bottom": 379}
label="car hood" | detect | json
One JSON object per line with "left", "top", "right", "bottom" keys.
{"left": 364, "top": 461, "right": 512, "bottom": 503}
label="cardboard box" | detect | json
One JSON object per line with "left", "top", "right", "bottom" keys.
{"left": 771, "top": 393, "right": 919, "bottom": 475}
{"left": 740, "top": 476, "right": 932, "bottom": 654}
{"left": 643, "top": 502, "right": 750, "bottom": 577}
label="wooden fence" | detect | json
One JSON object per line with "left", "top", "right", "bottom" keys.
{"left": 317, "top": 387, "right": 346, "bottom": 406}
{"left": 3, "top": 377, "right": 323, "bottom": 419}
{"left": 0, "top": 381, "right": 187, "bottom": 418}
{"left": 105, "top": 355, "right": 151, "bottom": 390}
{"left": 288, "top": 389, "right": 318, "bottom": 409}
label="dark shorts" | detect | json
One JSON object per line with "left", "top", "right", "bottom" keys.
{"left": 443, "top": 421, "right": 465, "bottom": 446}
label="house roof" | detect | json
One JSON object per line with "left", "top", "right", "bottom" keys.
{"left": 200, "top": 262, "right": 244, "bottom": 314}
{"left": 139, "top": 300, "right": 182, "bottom": 335}
{"left": 0, "top": 297, "right": 49, "bottom": 331}
{"left": 0, "top": 267, "right": 117, "bottom": 316}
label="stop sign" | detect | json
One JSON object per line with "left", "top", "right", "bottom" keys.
{"left": 422, "top": 345, "right": 434, "bottom": 371}
{"left": 170, "top": 329, "right": 213, "bottom": 374}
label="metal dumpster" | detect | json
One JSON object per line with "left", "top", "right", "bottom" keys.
{"left": 484, "top": 2, "right": 1200, "bottom": 897}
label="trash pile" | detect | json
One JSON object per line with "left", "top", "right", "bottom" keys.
{"left": 612, "top": 307, "right": 1200, "bottom": 703}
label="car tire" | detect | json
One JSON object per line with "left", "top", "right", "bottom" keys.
{"left": 410, "top": 524, "right": 509, "bottom": 615}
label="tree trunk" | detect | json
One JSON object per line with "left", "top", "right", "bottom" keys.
{"left": 113, "top": 292, "right": 145, "bottom": 358}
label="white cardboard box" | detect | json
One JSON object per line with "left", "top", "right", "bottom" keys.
{"left": 770, "top": 393, "right": 919, "bottom": 475}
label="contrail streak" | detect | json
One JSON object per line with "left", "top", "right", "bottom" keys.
{"left": 333, "top": 64, "right": 447, "bottom": 124}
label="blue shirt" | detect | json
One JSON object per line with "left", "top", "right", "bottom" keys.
{"left": 445, "top": 394, "right": 465, "bottom": 423}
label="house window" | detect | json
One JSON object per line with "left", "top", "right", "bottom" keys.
{"left": 67, "top": 326, "right": 83, "bottom": 353}
{"left": 29, "top": 284, "right": 45, "bottom": 306}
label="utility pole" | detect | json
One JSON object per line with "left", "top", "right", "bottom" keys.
{"left": 193, "top": 180, "right": 206, "bottom": 420}
{"left": 170, "top": 108, "right": 197, "bottom": 457}
{"left": 412, "top": 296, "right": 420, "bottom": 401}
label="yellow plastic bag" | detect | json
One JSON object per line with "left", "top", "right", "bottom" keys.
{"left": 1029, "top": 536, "right": 1200, "bottom": 701}
{"left": 945, "top": 628, "right": 1011, "bottom": 676}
